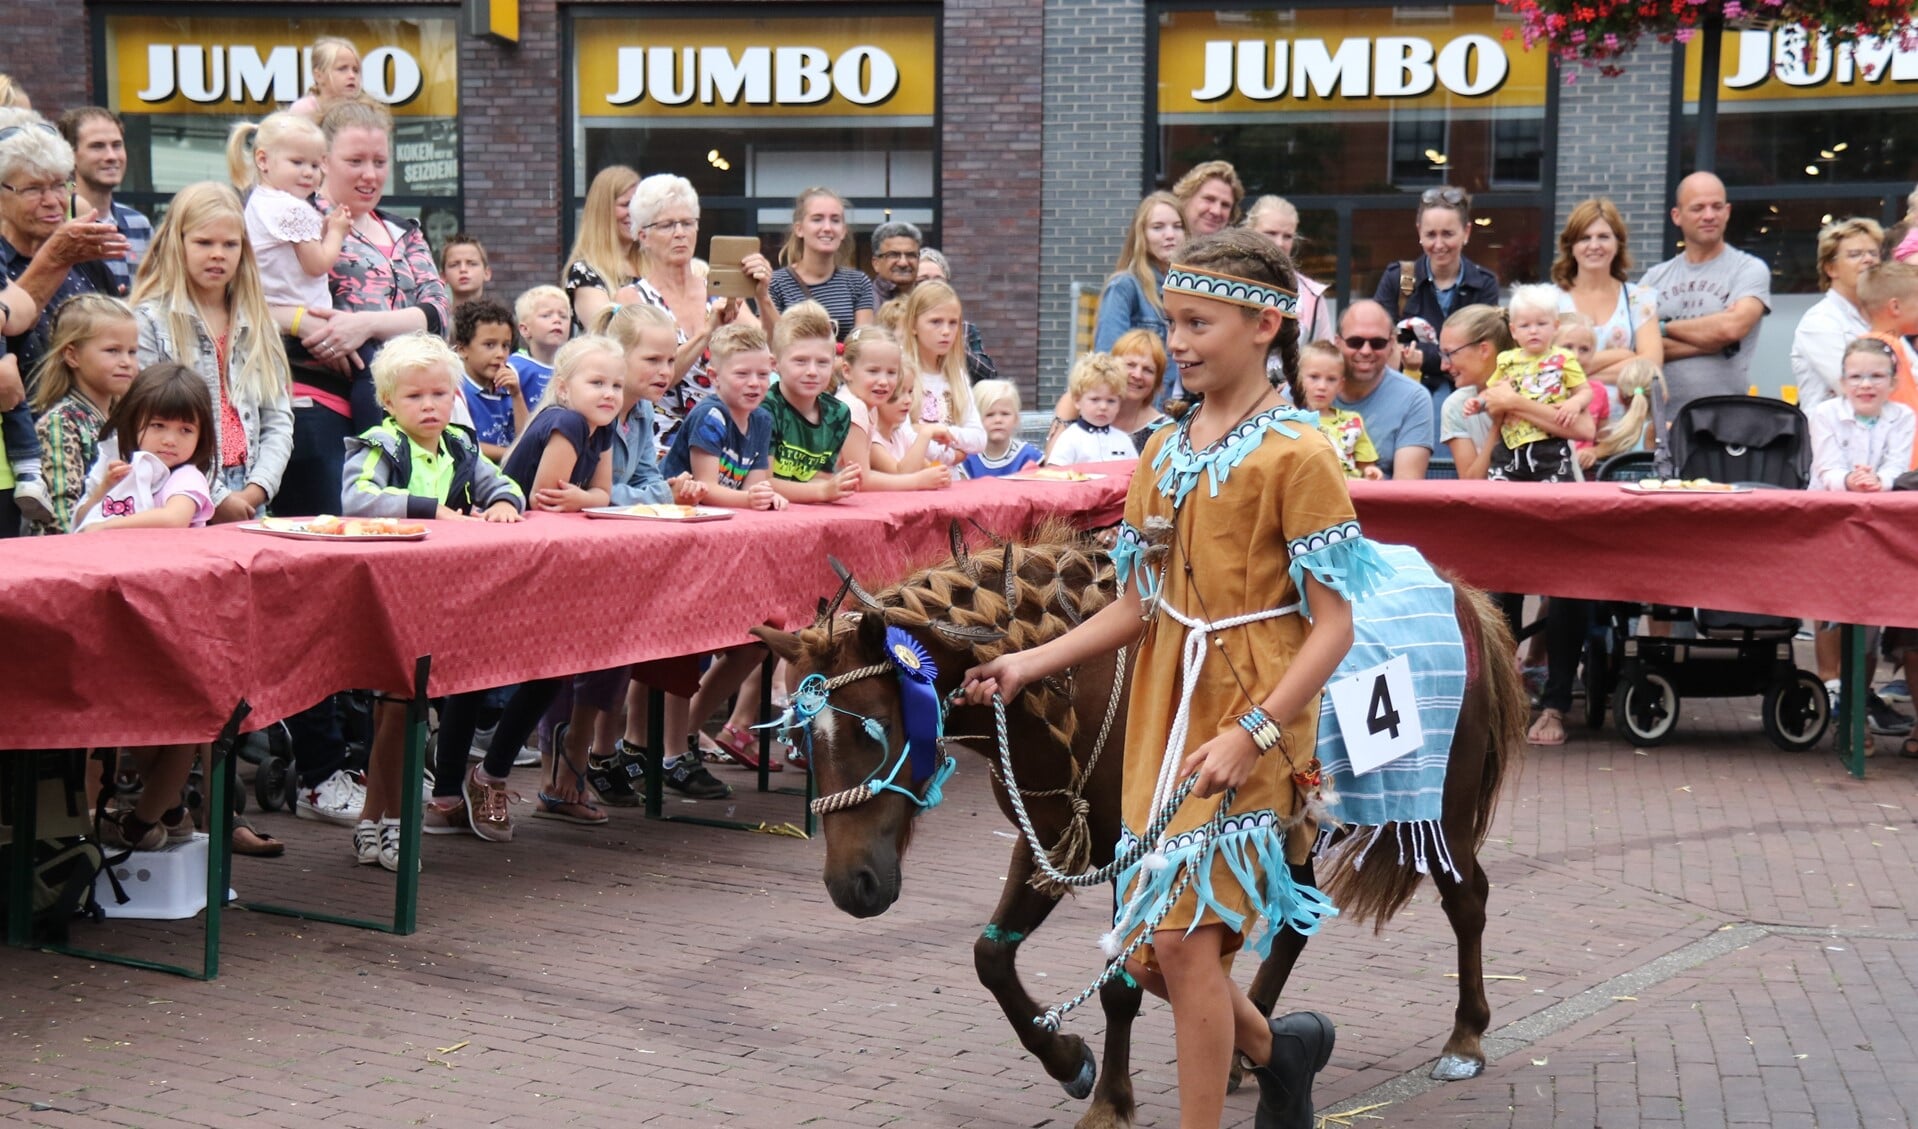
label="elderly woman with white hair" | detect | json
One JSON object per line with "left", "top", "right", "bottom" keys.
{"left": 0, "top": 112, "right": 125, "bottom": 531}
{"left": 629, "top": 172, "right": 771, "bottom": 429}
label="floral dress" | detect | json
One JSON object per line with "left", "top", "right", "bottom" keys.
{"left": 1107, "top": 406, "right": 1389, "bottom": 964}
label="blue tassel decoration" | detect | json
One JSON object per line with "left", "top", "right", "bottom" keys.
{"left": 1286, "top": 524, "right": 1396, "bottom": 619}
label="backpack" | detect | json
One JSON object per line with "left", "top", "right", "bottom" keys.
{"left": 0, "top": 750, "right": 107, "bottom": 944}
{"left": 1395, "top": 261, "right": 1416, "bottom": 320}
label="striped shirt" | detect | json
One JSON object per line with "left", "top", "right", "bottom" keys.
{"left": 103, "top": 200, "right": 154, "bottom": 298}
{"left": 766, "top": 267, "right": 874, "bottom": 342}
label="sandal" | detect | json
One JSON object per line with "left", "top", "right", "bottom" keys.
{"left": 1900, "top": 735, "right": 1918, "bottom": 759}
{"left": 230, "top": 820, "right": 285, "bottom": 858}
{"left": 714, "top": 722, "right": 780, "bottom": 772}
{"left": 535, "top": 724, "right": 609, "bottom": 825}
{"left": 1527, "top": 708, "right": 1567, "bottom": 747}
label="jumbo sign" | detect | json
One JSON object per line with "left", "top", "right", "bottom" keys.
{"left": 1159, "top": 9, "right": 1547, "bottom": 115}
{"left": 575, "top": 16, "right": 937, "bottom": 118}
{"left": 1686, "top": 27, "right": 1918, "bottom": 102}
{"left": 103, "top": 15, "right": 459, "bottom": 117}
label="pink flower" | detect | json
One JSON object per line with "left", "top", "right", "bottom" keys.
{"left": 1676, "top": 26, "right": 1697, "bottom": 42}
{"left": 1724, "top": 0, "right": 1744, "bottom": 17}
{"left": 1604, "top": 32, "right": 1620, "bottom": 48}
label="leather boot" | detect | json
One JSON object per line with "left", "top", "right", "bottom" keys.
{"left": 1251, "top": 1010, "right": 1335, "bottom": 1129}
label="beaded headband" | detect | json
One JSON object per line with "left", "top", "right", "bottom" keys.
{"left": 1164, "top": 264, "right": 1299, "bottom": 319}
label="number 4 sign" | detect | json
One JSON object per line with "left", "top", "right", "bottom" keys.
{"left": 1327, "top": 653, "right": 1425, "bottom": 776}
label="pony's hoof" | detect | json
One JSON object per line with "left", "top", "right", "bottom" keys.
{"left": 1430, "top": 1054, "right": 1485, "bottom": 1081}
{"left": 1061, "top": 1042, "right": 1097, "bottom": 1099}
{"left": 1074, "top": 1103, "right": 1134, "bottom": 1129}
{"left": 1226, "top": 1056, "right": 1245, "bottom": 1094}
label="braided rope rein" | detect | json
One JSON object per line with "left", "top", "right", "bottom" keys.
{"left": 995, "top": 645, "right": 1129, "bottom": 896}
{"left": 802, "top": 662, "right": 904, "bottom": 816}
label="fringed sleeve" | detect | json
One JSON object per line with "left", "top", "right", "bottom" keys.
{"left": 1286, "top": 520, "right": 1395, "bottom": 619}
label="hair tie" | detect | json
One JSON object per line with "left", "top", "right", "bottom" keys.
{"left": 1629, "top": 386, "right": 1645, "bottom": 399}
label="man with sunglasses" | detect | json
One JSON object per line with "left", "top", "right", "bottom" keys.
{"left": 0, "top": 113, "right": 126, "bottom": 533}
{"left": 1333, "top": 300, "right": 1433, "bottom": 479}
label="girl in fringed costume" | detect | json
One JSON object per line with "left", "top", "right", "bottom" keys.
{"left": 964, "top": 229, "right": 1390, "bottom": 1129}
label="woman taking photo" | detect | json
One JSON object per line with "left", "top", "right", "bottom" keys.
{"left": 564, "top": 165, "right": 647, "bottom": 334}
{"left": 1552, "top": 197, "right": 1661, "bottom": 412}
{"left": 1791, "top": 217, "right": 1883, "bottom": 411}
{"left": 276, "top": 99, "right": 450, "bottom": 516}
{"left": 629, "top": 173, "right": 769, "bottom": 429}
{"left": 765, "top": 187, "right": 872, "bottom": 340}
{"left": 1373, "top": 185, "right": 1500, "bottom": 405}
{"left": 1093, "top": 191, "right": 1184, "bottom": 401}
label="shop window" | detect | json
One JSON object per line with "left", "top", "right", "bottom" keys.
{"left": 1389, "top": 115, "right": 1448, "bottom": 189}
{"left": 570, "top": 11, "right": 939, "bottom": 266}
{"left": 93, "top": 10, "right": 462, "bottom": 246}
{"left": 1491, "top": 116, "right": 1543, "bottom": 187}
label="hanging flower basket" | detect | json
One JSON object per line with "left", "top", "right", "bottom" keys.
{"left": 1495, "top": 0, "right": 1918, "bottom": 73}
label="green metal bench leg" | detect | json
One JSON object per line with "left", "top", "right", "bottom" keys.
{"left": 1839, "top": 625, "right": 1867, "bottom": 780}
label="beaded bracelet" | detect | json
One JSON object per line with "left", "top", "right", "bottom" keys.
{"left": 1237, "top": 707, "right": 1284, "bottom": 754}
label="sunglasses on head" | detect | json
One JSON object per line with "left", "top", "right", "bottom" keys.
{"left": 0, "top": 122, "right": 60, "bottom": 144}
{"left": 1420, "top": 186, "right": 1466, "bottom": 207}
{"left": 1342, "top": 335, "right": 1391, "bottom": 352}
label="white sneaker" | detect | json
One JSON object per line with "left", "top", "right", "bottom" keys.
{"left": 297, "top": 768, "right": 367, "bottom": 827}
{"left": 353, "top": 819, "right": 381, "bottom": 865}
{"left": 515, "top": 741, "right": 540, "bottom": 768}
{"left": 469, "top": 722, "right": 496, "bottom": 759}
{"left": 377, "top": 817, "right": 410, "bottom": 873}
{"left": 12, "top": 479, "right": 55, "bottom": 526}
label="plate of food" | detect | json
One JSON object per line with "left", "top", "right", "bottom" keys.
{"left": 1617, "top": 479, "right": 1751, "bottom": 494}
{"left": 584, "top": 503, "right": 734, "bottom": 522}
{"left": 1004, "top": 468, "right": 1107, "bottom": 483}
{"left": 240, "top": 516, "right": 431, "bottom": 541}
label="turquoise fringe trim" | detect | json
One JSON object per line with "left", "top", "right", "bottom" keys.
{"left": 1109, "top": 813, "right": 1338, "bottom": 960}
{"left": 1108, "top": 520, "right": 1161, "bottom": 608}
{"left": 1286, "top": 529, "right": 1395, "bottom": 620}
{"left": 1150, "top": 407, "right": 1316, "bottom": 506}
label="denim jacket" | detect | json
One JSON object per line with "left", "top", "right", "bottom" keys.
{"left": 135, "top": 302, "right": 295, "bottom": 503}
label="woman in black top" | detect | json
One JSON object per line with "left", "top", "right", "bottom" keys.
{"left": 1372, "top": 185, "right": 1501, "bottom": 404}
{"left": 765, "top": 187, "right": 874, "bottom": 342}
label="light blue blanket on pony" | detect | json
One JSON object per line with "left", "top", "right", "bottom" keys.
{"left": 1311, "top": 542, "right": 1467, "bottom": 880}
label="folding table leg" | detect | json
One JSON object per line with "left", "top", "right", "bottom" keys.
{"left": 5, "top": 752, "right": 39, "bottom": 948}
{"left": 1839, "top": 624, "right": 1867, "bottom": 780}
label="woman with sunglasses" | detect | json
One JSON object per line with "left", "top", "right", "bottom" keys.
{"left": 1373, "top": 185, "right": 1500, "bottom": 410}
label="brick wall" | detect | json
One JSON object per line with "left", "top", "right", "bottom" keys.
{"left": 6, "top": 0, "right": 93, "bottom": 113}
{"left": 1552, "top": 41, "right": 1675, "bottom": 277}
{"left": 458, "top": 0, "right": 564, "bottom": 299}
{"left": 1037, "top": 0, "right": 1145, "bottom": 403}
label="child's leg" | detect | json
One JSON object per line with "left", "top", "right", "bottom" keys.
{"left": 1152, "top": 925, "right": 1279, "bottom": 1128}
{"left": 360, "top": 701, "right": 409, "bottom": 821}
{"left": 1, "top": 400, "right": 41, "bottom": 480}
{"left": 127, "top": 744, "right": 196, "bottom": 825}
{"left": 687, "top": 646, "right": 764, "bottom": 754}
{"left": 433, "top": 691, "right": 485, "bottom": 801}
{"left": 482, "top": 678, "right": 562, "bottom": 781}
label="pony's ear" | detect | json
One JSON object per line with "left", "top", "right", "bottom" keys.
{"left": 856, "top": 605, "right": 889, "bottom": 657}
{"left": 750, "top": 624, "right": 805, "bottom": 664}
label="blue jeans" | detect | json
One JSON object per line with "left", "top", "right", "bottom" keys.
{"left": 1, "top": 401, "right": 39, "bottom": 480}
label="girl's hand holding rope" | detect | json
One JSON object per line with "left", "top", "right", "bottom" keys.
{"left": 960, "top": 652, "right": 1035, "bottom": 707}
{"left": 1179, "top": 725, "right": 1261, "bottom": 798}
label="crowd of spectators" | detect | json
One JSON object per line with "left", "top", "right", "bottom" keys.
{"left": 7, "top": 46, "right": 1918, "bottom": 863}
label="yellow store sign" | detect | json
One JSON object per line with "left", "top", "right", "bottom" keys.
{"left": 575, "top": 16, "right": 937, "bottom": 118}
{"left": 1684, "top": 27, "right": 1918, "bottom": 103}
{"left": 1159, "top": 8, "right": 1545, "bottom": 115}
{"left": 103, "top": 15, "right": 459, "bottom": 117}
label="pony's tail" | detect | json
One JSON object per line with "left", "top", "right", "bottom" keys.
{"left": 1312, "top": 579, "right": 1524, "bottom": 933}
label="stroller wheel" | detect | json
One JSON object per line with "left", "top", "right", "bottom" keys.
{"left": 1612, "top": 669, "right": 1678, "bottom": 747}
{"left": 256, "top": 755, "right": 292, "bottom": 812}
{"left": 1582, "top": 636, "right": 1609, "bottom": 730}
{"left": 1763, "top": 670, "right": 1830, "bottom": 752}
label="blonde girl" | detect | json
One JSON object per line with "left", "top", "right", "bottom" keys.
{"left": 902, "top": 279, "right": 984, "bottom": 463}
{"left": 132, "top": 181, "right": 295, "bottom": 522}
{"left": 30, "top": 294, "right": 139, "bottom": 532}
{"left": 835, "top": 324, "right": 950, "bottom": 489}
{"left": 227, "top": 113, "right": 351, "bottom": 331}
{"left": 766, "top": 186, "right": 874, "bottom": 339}
{"left": 592, "top": 302, "right": 706, "bottom": 507}
{"left": 564, "top": 164, "right": 646, "bottom": 332}
{"left": 289, "top": 37, "right": 365, "bottom": 117}
{"left": 1592, "top": 358, "right": 1666, "bottom": 461}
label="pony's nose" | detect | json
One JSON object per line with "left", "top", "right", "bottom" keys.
{"left": 846, "top": 867, "right": 888, "bottom": 917}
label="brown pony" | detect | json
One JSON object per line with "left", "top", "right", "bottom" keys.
{"left": 753, "top": 524, "right": 1527, "bottom": 1129}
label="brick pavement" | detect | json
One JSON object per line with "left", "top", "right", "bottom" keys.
{"left": 4, "top": 693, "right": 1917, "bottom": 1127}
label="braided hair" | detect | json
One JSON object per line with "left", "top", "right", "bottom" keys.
{"left": 1170, "top": 229, "right": 1304, "bottom": 407}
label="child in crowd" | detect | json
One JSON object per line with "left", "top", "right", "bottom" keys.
{"left": 1808, "top": 338, "right": 1915, "bottom": 492}
{"left": 961, "top": 230, "right": 1346, "bottom": 1129}
{"left": 1046, "top": 353, "right": 1138, "bottom": 466}
{"left": 426, "top": 336, "right": 619, "bottom": 844}
{"left": 453, "top": 298, "right": 527, "bottom": 463}
{"left": 1854, "top": 263, "right": 1918, "bottom": 465}
{"left": 836, "top": 325, "right": 951, "bottom": 489}
{"left": 902, "top": 281, "right": 986, "bottom": 465}
{"left": 662, "top": 322, "right": 786, "bottom": 512}
{"left": 439, "top": 233, "right": 492, "bottom": 307}
{"left": 132, "top": 182, "right": 297, "bottom": 522}
{"left": 1590, "top": 359, "right": 1666, "bottom": 462}
{"left": 959, "top": 380, "right": 1041, "bottom": 478}
{"left": 766, "top": 301, "right": 860, "bottom": 503}
{"left": 509, "top": 284, "right": 572, "bottom": 410}
{"left": 29, "top": 294, "right": 138, "bottom": 532}
{"left": 1554, "top": 314, "right": 1611, "bottom": 471}
{"left": 342, "top": 333, "right": 524, "bottom": 864}
{"left": 1296, "top": 340, "right": 1383, "bottom": 480}
{"left": 1469, "top": 284, "right": 1592, "bottom": 483}
{"left": 228, "top": 114, "right": 357, "bottom": 364}
{"left": 76, "top": 362, "right": 217, "bottom": 531}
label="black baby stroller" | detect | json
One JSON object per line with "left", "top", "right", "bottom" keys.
{"left": 1585, "top": 396, "right": 1830, "bottom": 750}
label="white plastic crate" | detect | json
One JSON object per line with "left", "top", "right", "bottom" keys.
{"left": 94, "top": 833, "right": 234, "bottom": 921}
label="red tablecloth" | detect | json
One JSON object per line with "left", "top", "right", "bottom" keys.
{"left": 0, "top": 469, "right": 1129, "bottom": 749}
{"left": 1346, "top": 480, "right": 1918, "bottom": 627}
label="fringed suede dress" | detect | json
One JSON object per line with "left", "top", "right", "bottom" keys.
{"left": 1108, "top": 406, "right": 1390, "bottom": 965}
